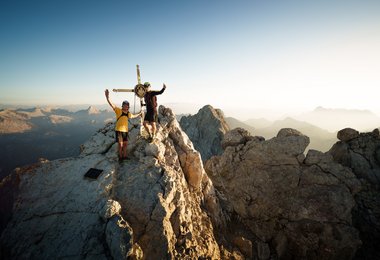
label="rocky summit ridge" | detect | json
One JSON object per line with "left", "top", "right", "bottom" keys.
{"left": 1, "top": 105, "right": 379, "bottom": 259}
{"left": 0, "top": 106, "right": 222, "bottom": 259}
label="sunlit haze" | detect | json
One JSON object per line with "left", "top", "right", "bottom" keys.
{"left": 1, "top": 0, "right": 379, "bottom": 121}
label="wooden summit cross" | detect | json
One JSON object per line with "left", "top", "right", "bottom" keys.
{"left": 112, "top": 65, "right": 151, "bottom": 136}
{"left": 113, "top": 64, "right": 147, "bottom": 107}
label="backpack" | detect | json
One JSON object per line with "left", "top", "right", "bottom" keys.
{"left": 116, "top": 112, "right": 129, "bottom": 123}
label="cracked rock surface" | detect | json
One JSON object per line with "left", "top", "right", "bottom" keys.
{"left": 0, "top": 106, "right": 221, "bottom": 259}
{"left": 329, "top": 128, "right": 380, "bottom": 260}
{"left": 205, "top": 128, "right": 362, "bottom": 259}
{"left": 2, "top": 105, "right": 376, "bottom": 259}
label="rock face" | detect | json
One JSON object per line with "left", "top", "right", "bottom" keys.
{"left": 179, "top": 105, "right": 229, "bottom": 161}
{"left": 221, "top": 127, "right": 254, "bottom": 150}
{"left": 0, "top": 106, "right": 222, "bottom": 259}
{"left": 329, "top": 128, "right": 380, "bottom": 260}
{"left": 2, "top": 104, "right": 374, "bottom": 259}
{"left": 205, "top": 128, "right": 362, "bottom": 259}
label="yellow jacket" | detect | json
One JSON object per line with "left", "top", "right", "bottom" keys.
{"left": 114, "top": 107, "right": 139, "bottom": 132}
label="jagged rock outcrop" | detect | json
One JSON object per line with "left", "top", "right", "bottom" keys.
{"left": 0, "top": 106, "right": 222, "bottom": 259}
{"left": 329, "top": 128, "right": 380, "bottom": 260}
{"left": 221, "top": 127, "right": 255, "bottom": 150}
{"left": 179, "top": 105, "right": 229, "bottom": 161}
{"left": 205, "top": 128, "right": 362, "bottom": 259}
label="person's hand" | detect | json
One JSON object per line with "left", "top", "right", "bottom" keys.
{"left": 105, "top": 89, "right": 109, "bottom": 98}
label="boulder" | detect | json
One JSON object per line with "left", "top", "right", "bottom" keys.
{"left": 337, "top": 128, "right": 359, "bottom": 141}
{"left": 105, "top": 215, "right": 139, "bottom": 259}
{"left": 221, "top": 127, "right": 253, "bottom": 149}
{"left": 276, "top": 128, "right": 303, "bottom": 138}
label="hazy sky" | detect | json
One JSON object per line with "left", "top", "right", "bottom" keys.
{"left": 1, "top": 0, "right": 379, "bottom": 119}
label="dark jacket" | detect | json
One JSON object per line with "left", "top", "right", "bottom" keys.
{"left": 144, "top": 88, "right": 165, "bottom": 112}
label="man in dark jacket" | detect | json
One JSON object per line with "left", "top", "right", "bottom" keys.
{"left": 143, "top": 82, "right": 166, "bottom": 140}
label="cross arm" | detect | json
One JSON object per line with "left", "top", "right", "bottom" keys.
{"left": 112, "top": 89, "right": 135, "bottom": 93}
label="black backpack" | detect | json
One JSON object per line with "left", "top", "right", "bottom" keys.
{"left": 116, "top": 112, "right": 129, "bottom": 123}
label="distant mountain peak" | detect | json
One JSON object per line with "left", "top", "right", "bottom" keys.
{"left": 313, "top": 106, "right": 374, "bottom": 115}
{"left": 41, "top": 106, "right": 56, "bottom": 113}
{"left": 299, "top": 107, "right": 380, "bottom": 132}
{"left": 27, "top": 108, "right": 45, "bottom": 117}
{"left": 282, "top": 117, "right": 298, "bottom": 122}
{"left": 86, "top": 106, "right": 99, "bottom": 114}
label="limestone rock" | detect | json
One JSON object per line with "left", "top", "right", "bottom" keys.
{"left": 221, "top": 127, "right": 253, "bottom": 149}
{"left": 180, "top": 105, "right": 229, "bottom": 161}
{"left": 99, "top": 199, "right": 122, "bottom": 221}
{"left": 220, "top": 246, "right": 244, "bottom": 260}
{"left": 304, "top": 149, "right": 361, "bottom": 194}
{"left": 3, "top": 104, "right": 373, "bottom": 260}
{"left": 179, "top": 150, "right": 204, "bottom": 188}
{"left": 276, "top": 128, "right": 310, "bottom": 156}
{"left": 232, "top": 236, "right": 252, "bottom": 258}
{"left": 337, "top": 127, "right": 359, "bottom": 141}
{"left": 144, "top": 141, "right": 165, "bottom": 161}
{"left": 79, "top": 122, "right": 116, "bottom": 155}
{"left": 329, "top": 129, "right": 380, "bottom": 259}
{"left": 330, "top": 130, "right": 380, "bottom": 185}
{"left": 372, "top": 128, "right": 380, "bottom": 138}
{"left": 105, "top": 215, "right": 139, "bottom": 259}
{"left": 0, "top": 105, "right": 222, "bottom": 259}
{"left": 205, "top": 128, "right": 361, "bottom": 259}
{"left": 256, "top": 241, "right": 270, "bottom": 260}
{"left": 277, "top": 127, "right": 303, "bottom": 138}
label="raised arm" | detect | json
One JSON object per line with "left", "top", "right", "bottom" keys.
{"left": 153, "top": 83, "right": 166, "bottom": 95}
{"left": 105, "top": 89, "right": 116, "bottom": 110}
{"left": 129, "top": 111, "right": 142, "bottom": 119}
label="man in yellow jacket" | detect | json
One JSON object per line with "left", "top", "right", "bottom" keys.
{"left": 105, "top": 89, "right": 141, "bottom": 161}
